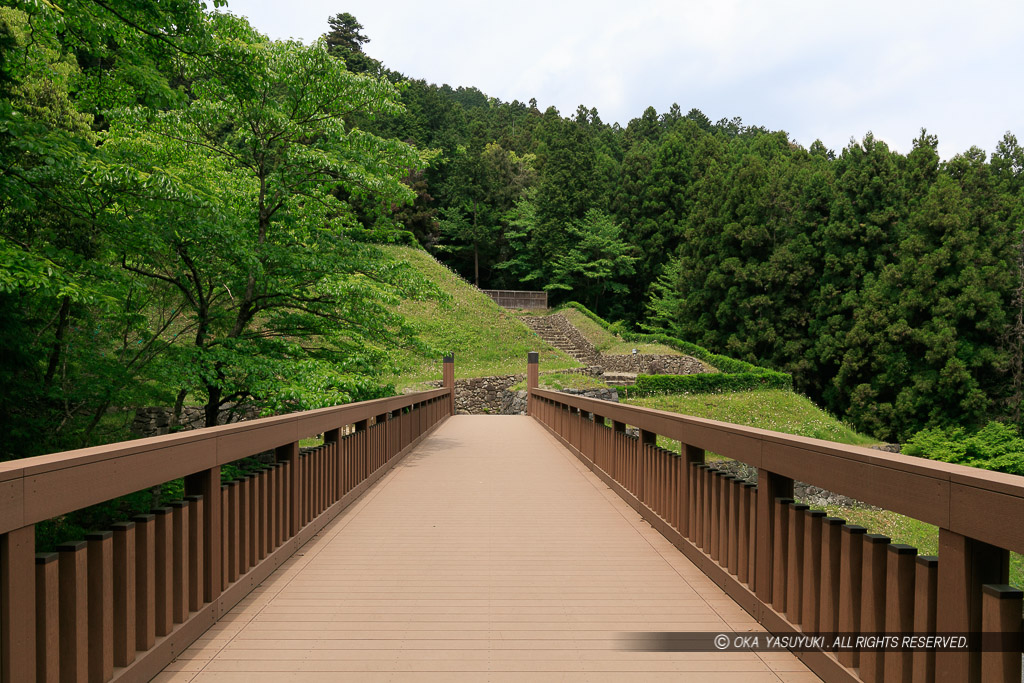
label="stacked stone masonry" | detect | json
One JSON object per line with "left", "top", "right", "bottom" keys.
{"left": 519, "top": 313, "right": 712, "bottom": 385}
{"left": 519, "top": 314, "right": 601, "bottom": 364}
{"left": 132, "top": 404, "right": 259, "bottom": 438}
{"left": 599, "top": 353, "right": 710, "bottom": 375}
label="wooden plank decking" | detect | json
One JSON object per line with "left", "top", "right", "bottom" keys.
{"left": 155, "top": 415, "right": 820, "bottom": 682}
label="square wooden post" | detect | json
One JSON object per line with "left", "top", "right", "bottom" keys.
{"left": 86, "top": 531, "right": 114, "bottom": 683}
{"left": 681, "top": 445, "right": 703, "bottom": 538}
{"left": 443, "top": 354, "right": 455, "bottom": 416}
{"left": 527, "top": 352, "right": 539, "bottom": 416}
{"left": 276, "top": 442, "right": 301, "bottom": 537}
{"left": 936, "top": 528, "right": 1009, "bottom": 683}
{"left": 755, "top": 470, "right": 793, "bottom": 603}
{"left": 2, "top": 525, "right": 36, "bottom": 683}
{"left": 981, "top": 584, "right": 1023, "bottom": 683}
{"left": 110, "top": 522, "right": 136, "bottom": 668}
{"left": 35, "top": 552, "right": 58, "bottom": 682}
{"left": 185, "top": 467, "right": 220, "bottom": 605}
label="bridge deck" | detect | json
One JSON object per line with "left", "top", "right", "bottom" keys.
{"left": 156, "top": 416, "right": 819, "bottom": 682}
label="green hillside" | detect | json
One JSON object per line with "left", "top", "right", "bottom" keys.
{"left": 558, "top": 307, "right": 680, "bottom": 356}
{"left": 623, "top": 390, "right": 876, "bottom": 446}
{"left": 387, "top": 246, "right": 580, "bottom": 389}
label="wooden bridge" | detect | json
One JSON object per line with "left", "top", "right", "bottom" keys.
{"left": 0, "top": 356, "right": 1021, "bottom": 682}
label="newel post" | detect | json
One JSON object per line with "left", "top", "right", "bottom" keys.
{"left": 936, "top": 528, "right": 1009, "bottom": 683}
{"left": 185, "top": 467, "right": 221, "bottom": 605}
{"left": 443, "top": 354, "right": 455, "bottom": 416}
{"left": 1, "top": 525, "right": 36, "bottom": 683}
{"left": 527, "top": 352, "right": 539, "bottom": 416}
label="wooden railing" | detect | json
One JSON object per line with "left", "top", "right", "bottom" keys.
{"left": 527, "top": 358, "right": 1024, "bottom": 683}
{"left": 481, "top": 289, "right": 548, "bottom": 310}
{"left": 0, "top": 371, "right": 454, "bottom": 682}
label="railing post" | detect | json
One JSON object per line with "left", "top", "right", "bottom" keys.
{"left": 638, "top": 430, "right": 655, "bottom": 502}
{"left": 443, "top": 354, "right": 455, "bottom": 416}
{"left": 110, "top": 522, "right": 136, "bottom": 668}
{"left": 374, "top": 413, "right": 388, "bottom": 469}
{"left": 86, "top": 530, "right": 114, "bottom": 683}
{"left": 276, "top": 442, "right": 301, "bottom": 537}
{"left": 356, "top": 419, "right": 369, "bottom": 482}
{"left": 981, "top": 584, "right": 1023, "bottom": 682}
{"left": 754, "top": 469, "right": 793, "bottom": 603}
{"left": 185, "top": 467, "right": 220, "bottom": 605}
{"left": 1, "top": 525, "right": 36, "bottom": 683}
{"left": 680, "top": 445, "right": 703, "bottom": 541}
{"left": 936, "top": 528, "right": 1009, "bottom": 683}
{"left": 35, "top": 552, "right": 58, "bottom": 681}
{"left": 527, "top": 352, "right": 539, "bottom": 416}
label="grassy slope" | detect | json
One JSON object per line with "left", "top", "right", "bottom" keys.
{"left": 386, "top": 246, "right": 580, "bottom": 389}
{"left": 623, "top": 389, "right": 877, "bottom": 446}
{"left": 559, "top": 307, "right": 680, "bottom": 355}
{"left": 510, "top": 372, "right": 610, "bottom": 392}
{"left": 625, "top": 390, "right": 1022, "bottom": 583}
{"left": 813, "top": 503, "right": 1023, "bottom": 586}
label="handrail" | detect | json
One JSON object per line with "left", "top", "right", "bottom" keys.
{"left": 531, "top": 388, "right": 1024, "bottom": 554}
{"left": 0, "top": 388, "right": 450, "bottom": 536}
{"left": 528, "top": 359, "right": 1024, "bottom": 683}
{"left": 0, "top": 369, "right": 455, "bottom": 683}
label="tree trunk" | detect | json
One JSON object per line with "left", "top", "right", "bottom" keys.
{"left": 474, "top": 242, "right": 479, "bottom": 287}
{"left": 169, "top": 388, "right": 188, "bottom": 431}
{"left": 472, "top": 198, "right": 480, "bottom": 286}
{"left": 43, "top": 296, "right": 71, "bottom": 390}
{"left": 204, "top": 384, "right": 222, "bottom": 429}
{"left": 1011, "top": 235, "right": 1024, "bottom": 424}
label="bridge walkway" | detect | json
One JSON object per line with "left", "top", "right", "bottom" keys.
{"left": 155, "top": 416, "right": 819, "bottom": 682}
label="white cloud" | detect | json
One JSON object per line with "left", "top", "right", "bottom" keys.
{"left": 224, "top": 0, "right": 1024, "bottom": 157}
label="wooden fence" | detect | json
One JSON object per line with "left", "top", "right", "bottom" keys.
{"left": 481, "top": 289, "right": 548, "bottom": 310}
{"left": 0, "top": 382, "right": 453, "bottom": 682}
{"left": 528, "top": 358, "right": 1024, "bottom": 683}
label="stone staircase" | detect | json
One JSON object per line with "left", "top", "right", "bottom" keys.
{"left": 520, "top": 314, "right": 641, "bottom": 386}
{"left": 601, "top": 372, "right": 638, "bottom": 387}
{"left": 520, "top": 314, "right": 600, "bottom": 364}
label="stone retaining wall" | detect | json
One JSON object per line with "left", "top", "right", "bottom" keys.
{"left": 455, "top": 375, "right": 524, "bottom": 414}
{"left": 599, "top": 353, "right": 710, "bottom": 375}
{"left": 132, "top": 404, "right": 259, "bottom": 438}
{"left": 500, "top": 387, "right": 620, "bottom": 415}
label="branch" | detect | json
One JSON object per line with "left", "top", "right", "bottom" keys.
{"left": 84, "top": 0, "right": 211, "bottom": 57}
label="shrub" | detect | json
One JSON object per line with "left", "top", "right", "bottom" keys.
{"left": 903, "top": 422, "right": 1024, "bottom": 476}
{"left": 630, "top": 371, "right": 792, "bottom": 397}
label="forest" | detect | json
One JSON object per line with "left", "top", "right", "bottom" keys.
{"left": 1, "top": 0, "right": 1022, "bottom": 463}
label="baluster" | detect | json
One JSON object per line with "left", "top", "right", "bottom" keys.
{"left": 132, "top": 514, "right": 156, "bottom": 652}
{"left": 884, "top": 544, "right": 917, "bottom": 683}
{"left": 86, "top": 531, "right": 114, "bottom": 683}
{"left": 168, "top": 501, "right": 190, "bottom": 624}
{"left": 801, "top": 511, "right": 827, "bottom": 633}
{"left": 110, "top": 522, "right": 136, "bottom": 668}
{"left": 837, "top": 524, "right": 865, "bottom": 668}
{"left": 35, "top": 553, "right": 59, "bottom": 682}
{"left": 859, "top": 533, "right": 891, "bottom": 683}
{"left": 771, "top": 497, "right": 794, "bottom": 613}
{"left": 786, "top": 503, "right": 808, "bottom": 624}
{"left": 57, "top": 541, "right": 88, "bottom": 683}
{"left": 151, "top": 507, "right": 173, "bottom": 637}
{"left": 912, "top": 555, "right": 938, "bottom": 683}
{"left": 980, "top": 584, "right": 1023, "bottom": 683}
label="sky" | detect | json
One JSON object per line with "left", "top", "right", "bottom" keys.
{"left": 223, "top": 0, "right": 1024, "bottom": 159}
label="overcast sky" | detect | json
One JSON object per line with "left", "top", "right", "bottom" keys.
{"left": 224, "top": 0, "right": 1023, "bottom": 159}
